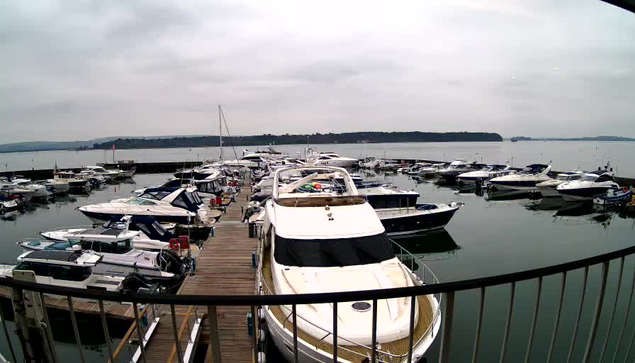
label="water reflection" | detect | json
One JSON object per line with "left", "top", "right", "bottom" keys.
{"left": 392, "top": 230, "right": 460, "bottom": 260}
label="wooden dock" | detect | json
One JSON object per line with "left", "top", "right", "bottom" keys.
{"left": 0, "top": 286, "right": 136, "bottom": 320}
{"left": 138, "top": 185, "right": 257, "bottom": 363}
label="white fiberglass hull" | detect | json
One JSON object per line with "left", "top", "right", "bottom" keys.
{"left": 264, "top": 296, "right": 441, "bottom": 363}
{"left": 40, "top": 229, "right": 169, "bottom": 251}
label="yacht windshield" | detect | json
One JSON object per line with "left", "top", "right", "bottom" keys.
{"left": 519, "top": 165, "right": 547, "bottom": 174}
{"left": 581, "top": 174, "right": 599, "bottom": 182}
{"left": 126, "top": 198, "right": 157, "bottom": 206}
{"left": 274, "top": 233, "right": 395, "bottom": 267}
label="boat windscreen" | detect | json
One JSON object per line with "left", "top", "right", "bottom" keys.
{"left": 274, "top": 233, "right": 395, "bottom": 267}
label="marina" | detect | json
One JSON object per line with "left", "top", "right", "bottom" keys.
{"left": 0, "top": 143, "right": 634, "bottom": 362}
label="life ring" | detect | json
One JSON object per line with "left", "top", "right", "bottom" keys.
{"left": 169, "top": 239, "right": 180, "bottom": 250}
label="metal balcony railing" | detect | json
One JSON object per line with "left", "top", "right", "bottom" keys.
{"left": 0, "top": 243, "right": 634, "bottom": 362}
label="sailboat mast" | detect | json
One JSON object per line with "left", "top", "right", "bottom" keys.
{"left": 218, "top": 105, "right": 223, "bottom": 161}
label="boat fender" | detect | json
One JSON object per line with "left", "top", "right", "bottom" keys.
{"left": 258, "top": 308, "right": 265, "bottom": 323}
{"left": 257, "top": 352, "right": 266, "bottom": 363}
{"left": 258, "top": 329, "right": 266, "bottom": 343}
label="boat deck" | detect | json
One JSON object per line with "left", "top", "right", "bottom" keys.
{"left": 261, "top": 247, "right": 435, "bottom": 363}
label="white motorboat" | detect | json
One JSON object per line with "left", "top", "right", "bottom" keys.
{"left": 416, "top": 163, "right": 447, "bottom": 178}
{"left": 457, "top": 164, "right": 513, "bottom": 185}
{"left": 376, "top": 202, "right": 463, "bottom": 236}
{"left": 488, "top": 164, "right": 552, "bottom": 192}
{"left": 556, "top": 171, "right": 620, "bottom": 202}
{"left": 358, "top": 183, "right": 420, "bottom": 209}
{"left": 402, "top": 163, "right": 432, "bottom": 175}
{"left": 7, "top": 179, "right": 50, "bottom": 200}
{"left": 19, "top": 237, "right": 187, "bottom": 282}
{"left": 437, "top": 160, "right": 478, "bottom": 182}
{"left": 310, "top": 152, "right": 359, "bottom": 168}
{"left": 536, "top": 171, "right": 584, "bottom": 198}
{"left": 0, "top": 249, "right": 127, "bottom": 292}
{"left": 82, "top": 165, "right": 122, "bottom": 180}
{"left": 259, "top": 166, "right": 441, "bottom": 363}
{"left": 78, "top": 187, "right": 218, "bottom": 224}
{"left": 40, "top": 215, "right": 174, "bottom": 251}
{"left": 54, "top": 171, "right": 91, "bottom": 192}
{"left": 41, "top": 178, "right": 70, "bottom": 195}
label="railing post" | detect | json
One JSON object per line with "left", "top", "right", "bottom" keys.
{"left": 292, "top": 304, "right": 299, "bottom": 363}
{"left": 67, "top": 296, "right": 85, "bottom": 363}
{"left": 582, "top": 261, "right": 610, "bottom": 363}
{"left": 599, "top": 257, "right": 625, "bottom": 362}
{"left": 332, "top": 302, "right": 338, "bottom": 363}
{"left": 547, "top": 272, "right": 567, "bottom": 363}
{"left": 613, "top": 262, "right": 635, "bottom": 363}
{"left": 171, "top": 305, "right": 184, "bottom": 363}
{"left": 499, "top": 282, "right": 516, "bottom": 363}
{"left": 208, "top": 305, "right": 222, "bottom": 363}
{"left": 98, "top": 299, "right": 114, "bottom": 363}
{"left": 371, "top": 298, "right": 378, "bottom": 363}
{"left": 472, "top": 287, "right": 486, "bottom": 363}
{"left": 524, "top": 277, "right": 543, "bottom": 363}
{"left": 567, "top": 266, "right": 589, "bottom": 363}
{"left": 438, "top": 291, "right": 455, "bottom": 363}
{"left": 132, "top": 302, "right": 147, "bottom": 363}
{"left": 407, "top": 295, "right": 417, "bottom": 363}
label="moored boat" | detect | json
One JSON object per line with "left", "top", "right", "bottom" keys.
{"left": 258, "top": 166, "right": 441, "bottom": 363}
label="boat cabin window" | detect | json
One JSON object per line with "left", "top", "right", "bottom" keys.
{"left": 171, "top": 192, "right": 200, "bottom": 211}
{"left": 79, "top": 240, "right": 132, "bottom": 253}
{"left": 126, "top": 198, "right": 157, "bottom": 206}
{"left": 581, "top": 174, "right": 599, "bottom": 182}
{"left": 15, "top": 262, "right": 91, "bottom": 281}
{"left": 318, "top": 156, "right": 332, "bottom": 160}
{"left": 274, "top": 233, "right": 395, "bottom": 267}
{"left": 595, "top": 174, "right": 614, "bottom": 183}
{"left": 139, "top": 190, "right": 173, "bottom": 200}
{"left": 519, "top": 165, "right": 547, "bottom": 174}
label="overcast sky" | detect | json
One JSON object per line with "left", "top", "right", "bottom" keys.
{"left": 0, "top": 0, "right": 634, "bottom": 143}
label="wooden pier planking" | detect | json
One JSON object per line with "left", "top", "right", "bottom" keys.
{"left": 141, "top": 183, "right": 257, "bottom": 363}
{"left": 0, "top": 286, "right": 136, "bottom": 320}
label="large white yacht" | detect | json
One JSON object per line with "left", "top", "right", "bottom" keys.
{"left": 457, "top": 164, "right": 513, "bottom": 185}
{"left": 437, "top": 159, "right": 478, "bottom": 182}
{"left": 259, "top": 166, "right": 441, "bottom": 363}
{"left": 488, "top": 164, "right": 552, "bottom": 192}
{"left": 556, "top": 171, "right": 620, "bottom": 202}
{"left": 78, "top": 187, "right": 218, "bottom": 224}
{"left": 310, "top": 152, "right": 359, "bottom": 168}
{"left": 536, "top": 171, "right": 584, "bottom": 198}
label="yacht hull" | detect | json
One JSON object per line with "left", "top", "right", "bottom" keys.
{"left": 79, "top": 210, "right": 192, "bottom": 225}
{"left": 488, "top": 181, "right": 541, "bottom": 192}
{"left": 376, "top": 204, "right": 461, "bottom": 236}
{"left": 558, "top": 187, "right": 613, "bottom": 202}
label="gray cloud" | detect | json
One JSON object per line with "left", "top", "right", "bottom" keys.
{"left": 0, "top": 0, "right": 634, "bottom": 143}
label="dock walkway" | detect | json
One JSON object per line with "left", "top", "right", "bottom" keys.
{"left": 141, "top": 185, "right": 257, "bottom": 363}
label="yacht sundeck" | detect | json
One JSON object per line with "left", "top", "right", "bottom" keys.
{"left": 488, "top": 164, "right": 552, "bottom": 192}
{"left": 457, "top": 164, "right": 513, "bottom": 185}
{"left": 78, "top": 187, "right": 218, "bottom": 224}
{"left": 556, "top": 171, "right": 620, "bottom": 202}
{"left": 259, "top": 166, "right": 440, "bottom": 362}
{"left": 536, "top": 171, "right": 584, "bottom": 198}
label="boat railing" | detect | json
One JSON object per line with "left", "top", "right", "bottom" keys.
{"left": 4, "top": 242, "right": 635, "bottom": 362}
{"left": 258, "top": 266, "right": 424, "bottom": 361}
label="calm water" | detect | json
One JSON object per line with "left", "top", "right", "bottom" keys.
{"left": 2, "top": 140, "right": 634, "bottom": 176}
{"left": 0, "top": 163, "right": 633, "bottom": 360}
